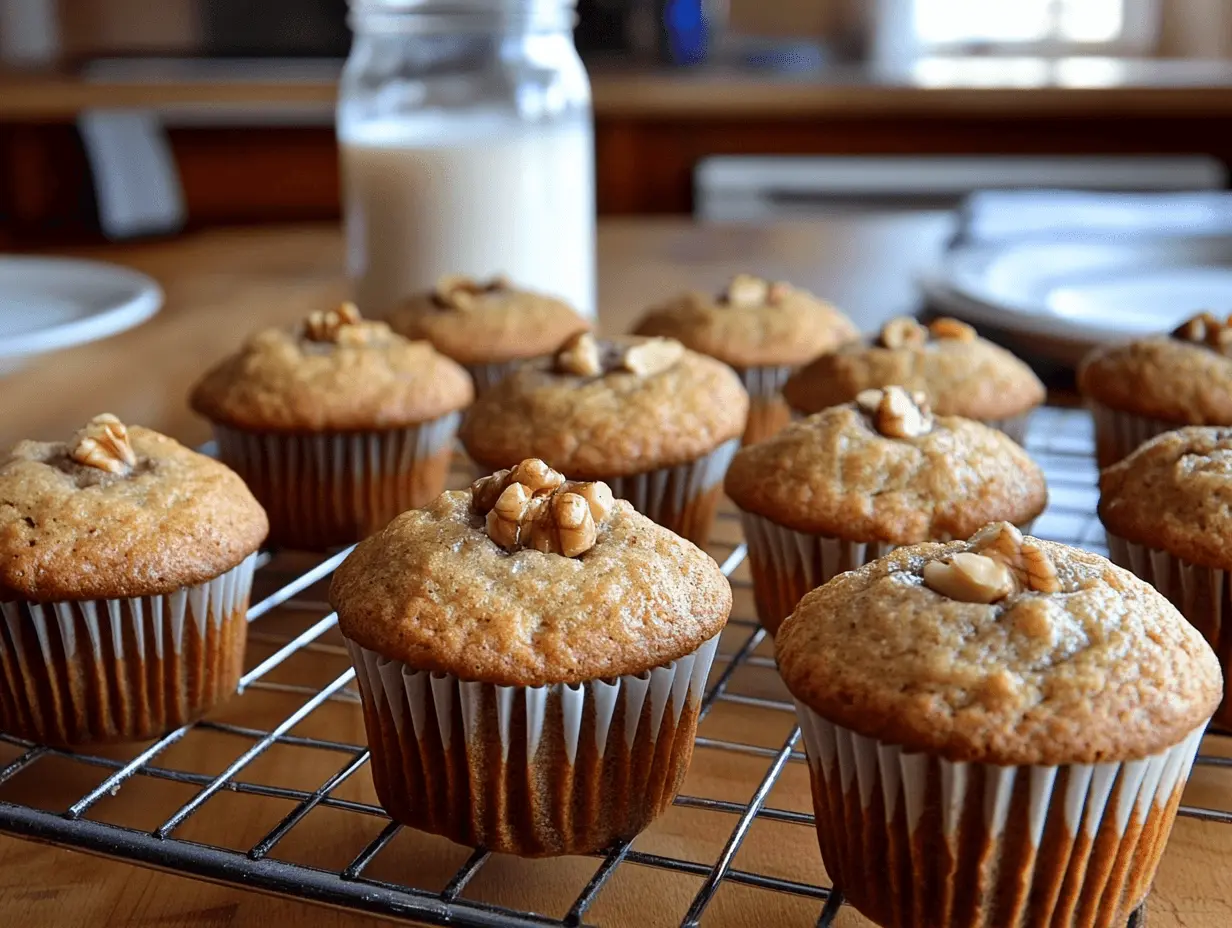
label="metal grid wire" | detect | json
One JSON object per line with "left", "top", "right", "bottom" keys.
{"left": 0, "top": 406, "right": 1227, "bottom": 927}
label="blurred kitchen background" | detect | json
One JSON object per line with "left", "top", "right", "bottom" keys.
{"left": 3, "top": 0, "right": 1232, "bottom": 245}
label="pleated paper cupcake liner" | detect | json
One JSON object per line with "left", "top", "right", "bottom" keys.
{"left": 214, "top": 413, "right": 461, "bottom": 550}
{"left": 346, "top": 633, "right": 720, "bottom": 857}
{"left": 794, "top": 703, "right": 1206, "bottom": 928}
{"left": 1088, "top": 402, "right": 1180, "bottom": 469}
{"left": 603, "top": 438, "right": 740, "bottom": 546}
{"left": 740, "top": 513, "right": 1037, "bottom": 635}
{"left": 735, "top": 364, "right": 795, "bottom": 445}
{"left": 466, "top": 360, "right": 525, "bottom": 395}
{"left": 982, "top": 410, "right": 1033, "bottom": 447}
{"left": 1106, "top": 532, "right": 1232, "bottom": 731}
{"left": 0, "top": 554, "right": 257, "bottom": 746}
{"left": 739, "top": 512, "right": 894, "bottom": 635}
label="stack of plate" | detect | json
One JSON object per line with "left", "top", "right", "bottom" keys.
{"left": 922, "top": 187, "right": 1232, "bottom": 366}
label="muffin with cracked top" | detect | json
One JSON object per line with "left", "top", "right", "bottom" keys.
{"left": 1079, "top": 312, "right": 1232, "bottom": 467}
{"left": 725, "top": 386, "right": 1047, "bottom": 633}
{"left": 633, "top": 274, "right": 857, "bottom": 444}
{"left": 331, "top": 458, "right": 731, "bottom": 856}
{"left": 778, "top": 523, "right": 1220, "bottom": 928}
{"left": 1100, "top": 425, "right": 1232, "bottom": 730}
{"left": 783, "top": 316, "right": 1044, "bottom": 444}
{"left": 459, "top": 333, "right": 748, "bottom": 546}
{"left": 0, "top": 414, "right": 268, "bottom": 745}
{"left": 384, "top": 274, "right": 590, "bottom": 393}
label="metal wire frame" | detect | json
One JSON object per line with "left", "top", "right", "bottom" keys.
{"left": 0, "top": 407, "right": 1225, "bottom": 928}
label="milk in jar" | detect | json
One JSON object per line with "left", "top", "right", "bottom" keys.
{"left": 339, "top": 0, "right": 596, "bottom": 318}
{"left": 341, "top": 115, "right": 595, "bottom": 317}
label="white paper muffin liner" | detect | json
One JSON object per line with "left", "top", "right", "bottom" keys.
{"left": 740, "top": 512, "right": 894, "bottom": 635}
{"left": 735, "top": 364, "right": 795, "bottom": 444}
{"left": 604, "top": 438, "right": 740, "bottom": 545}
{"left": 466, "top": 360, "right": 525, "bottom": 395}
{"left": 0, "top": 554, "right": 257, "bottom": 746}
{"left": 982, "top": 409, "right": 1033, "bottom": 447}
{"left": 1088, "top": 401, "right": 1180, "bottom": 468}
{"left": 1106, "top": 532, "right": 1232, "bottom": 730}
{"left": 213, "top": 412, "right": 461, "bottom": 550}
{"left": 736, "top": 364, "right": 794, "bottom": 400}
{"left": 740, "top": 513, "right": 1037, "bottom": 635}
{"left": 794, "top": 702, "right": 1206, "bottom": 928}
{"left": 346, "top": 632, "right": 720, "bottom": 856}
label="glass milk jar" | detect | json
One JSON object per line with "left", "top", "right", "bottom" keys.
{"left": 339, "top": 0, "right": 596, "bottom": 318}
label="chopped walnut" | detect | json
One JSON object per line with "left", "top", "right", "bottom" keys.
{"left": 487, "top": 482, "right": 533, "bottom": 548}
{"left": 877, "top": 317, "right": 929, "bottom": 349}
{"left": 928, "top": 317, "right": 976, "bottom": 342}
{"left": 1173, "top": 311, "right": 1232, "bottom": 356}
{"left": 69, "top": 414, "right": 138, "bottom": 476}
{"left": 623, "top": 338, "right": 685, "bottom": 377}
{"left": 554, "top": 336, "right": 684, "bottom": 378}
{"left": 303, "top": 302, "right": 389, "bottom": 345}
{"left": 968, "top": 521, "right": 1060, "bottom": 594}
{"left": 856, "top": 386, "right": 933, "bottom": 438}
{"left": 509, "top": 458, "right": 565, "bottom": 495}
{"left": 471, "top": 458, "right": 613, "bottom": 558}
{"left": 725, "top": 274, "right": 769, "bottom": 306}
{"left": 569, "top": 480, "right": 615, "bottom": 523}
{"left": 922, "top": 553, "right": 1016, "bottom": 604}
{"left": 556, "top": 332, "right": 603, "bottom": 377}
{"left": 433, "top": 274, "right": 510, "bottom": 311}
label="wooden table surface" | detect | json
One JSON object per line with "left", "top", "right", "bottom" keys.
{"left": 1, "top": 216, "right": 1230, "bottom": 927}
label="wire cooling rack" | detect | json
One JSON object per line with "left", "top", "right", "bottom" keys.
{"left": 0, "top": 406, "right": 1228, "bottom": 928}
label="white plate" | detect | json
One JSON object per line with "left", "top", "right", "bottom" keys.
{"left": 0, "top": 256, "right": 163, "bottom": 363}
{"left": 922, "top": 235, "right": 1232, "bottom": 361}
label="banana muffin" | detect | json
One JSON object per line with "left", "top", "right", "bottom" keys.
{"left": 1100, "top": 426, "right": 1232, "bottom": 730}
{"left": 385, "top": 275, "right": 590, "bottom": 393}
{"left": 459, "top": 333, "right": 748, "bottom": 546}
{"left": 783, "top": 316, "right": 1045, "bottom": 444}
{"left": 1079, "top": 312, "right": 1232, "bottom": 467}
{"left": 725, "top": 387, "right": 1047, "bottom": 634}
{"left": 778, "top": 524, "right": 1220, "bottom": 928}
{"left": 191, "top": 302, "right": 473, "bottom": 550}
{"left": 633, "top": 274, "right": 857, "bottom": 444}
{"left": 0, "top": 414, "right": 268, "bottom": 745}
{"left": 331, "top": 458, "right": 731, "bottom": 856}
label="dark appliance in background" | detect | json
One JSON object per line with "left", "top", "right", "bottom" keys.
{"left": 201, "top": 0, "right": 350, "bottom": 56}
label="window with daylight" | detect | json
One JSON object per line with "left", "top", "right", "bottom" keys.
{"left": 912, "top": 0, "right": 1159, "bottom": 54}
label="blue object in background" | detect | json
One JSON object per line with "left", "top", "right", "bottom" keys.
{"left": 665, "top": 0, "right": 707, "bottom": 66}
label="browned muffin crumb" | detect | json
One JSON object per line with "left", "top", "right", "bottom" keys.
{"left": 632, "top": 274, "right": 858, "bottom": 368}
{"left": 190, "top": 304, "right": 473, "bottom": 432}
{"left": 0, "top": 417, "right": 268, "bottom": 601}
{"left": 331, "top": 489, "right": 731, "bottom": 686}
{"left": 777, "top": 531, "right": 1221, "bottom": 765}
{"left": 724, "top": 404, "right": 1046, "bottom": 542}
{"left": 385, "top": 275, "right": 590, "bottom": 365}
{"left": 460, "top": 337, "right": 748, "bottom": 479}
{"left": 1099, "top": 426, "right": 1232, "bottom": 571}
{"left": 783, "top": 318, "right": 1044, "bottom": 420}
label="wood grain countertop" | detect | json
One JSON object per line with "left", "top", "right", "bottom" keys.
{"left": 1, "top": 217, "right": 1230, "bottom": 927}
{"left": 7, "top": 57, "right": 1232, "bottom": 122}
